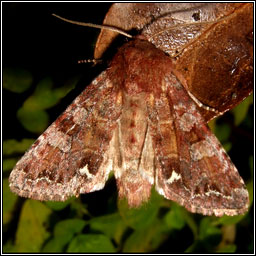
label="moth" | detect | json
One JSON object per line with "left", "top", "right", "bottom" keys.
{"left": 9, "top": 13, "right": 249, "bottom": 217}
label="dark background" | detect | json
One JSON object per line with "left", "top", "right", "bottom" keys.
{"left": 3, "top": 2, "right": 112, "bottom": 140}
{"left": 2, "top": 2, "right": 254, "bottom": 253}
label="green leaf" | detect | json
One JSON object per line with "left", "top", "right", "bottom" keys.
{"left": 164, "top": 203, "right": 186, "bottom": 230}
{"left": 67, "top": 234, "right": 116, "bottom": 253}
{"left": 123, "top": 219, "right": 167, "bottom": 252}
{"left": 209, "top": 119, "right": 232, "bottom": 152}
{"left": 208, "top": 118, "right": 216, "bottom": 132}
{"left": 232, "top": 94, "right": 253, "bottom": 126}
{"left": 118, "top": 189, "right": 162, "bottom": 230}
{"left": 43, "top": 218, "right": 87, "bottom": 252}
{"left": 214, "top": 123, "right": 231, "bottom": 143}
{"left": 247, "top": 178, "right": 253, "bottom": 207}
{"left": 199, "top": 217, "right": 222, "bottom": 243}
{"left": 34, "top": 77, "right": 54, "bottom": 95}
{"left": 3, "top": 158, "right": 19, "bottom": 172}
{"left": 42, "top": 237, "right": 65, "bottom": 253}
{"left": 216, "top": 244, "right": 237, "bottom": 253}
{"left": 15, "top": 200, "right": 52, "bottom": 252}
{"left": 89, "top": 213, "right": 127, "bottom": 244}
{"left": 247, "top": 156, "right": 254, "bottom": 206}
{"left": 16, "top": 76, "right": 79, "bottom": 133}
{"left": 3, "top": 68, "right": 33, "bottom": 93}
{"left": 3, "top": 178, "right": 18, "bottom": 226}
{"left": 23, "top": 76, "right": 78, "bottom": 110}
{"left": 17, "top": 107, "right": 49, "bottom": 133}
{"left": 3, "top": 240, "right": 18, "bottom": 253}
{"left": 182, "top": 210, "right": 198, "bottom": 239}
{"left": 3, "top": 139, "right": 34, "bottom": 156}
{"left": 198, "top": 219, "right": 222, "bottom": 251}
{"left": 54, "top": 219, "right": 87, "bottom": 239}
{"left": 23, "top": 78, "right": 56, "bottom": 110}
{"left": 222, "top": 142, "right": 232, "bottom": 152}
{"left": 45, "top": 199, "right": 72, "bottom": 211}
{"left": 69, "top": 199, "right": 91, "bottom": 218}
{"left": 53, "top": 76, "right": 80, "bottom": 99}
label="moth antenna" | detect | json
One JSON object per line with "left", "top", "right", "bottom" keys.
{"left": 52, "top": 13, "right": 133, "bottom": 38}
{"left": 78, "top": 58, "right": 102, "bottom": 66}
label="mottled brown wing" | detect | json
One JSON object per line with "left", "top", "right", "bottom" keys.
{"left": 150, "top": 72, "right": 249, "bottom": 216}
{"left": 9, "top": 71, "right": 122, "bottom": 201}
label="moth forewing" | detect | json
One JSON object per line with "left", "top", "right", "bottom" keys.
{"left": 9, "top": 15, "right": 249, "bottom": 217}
